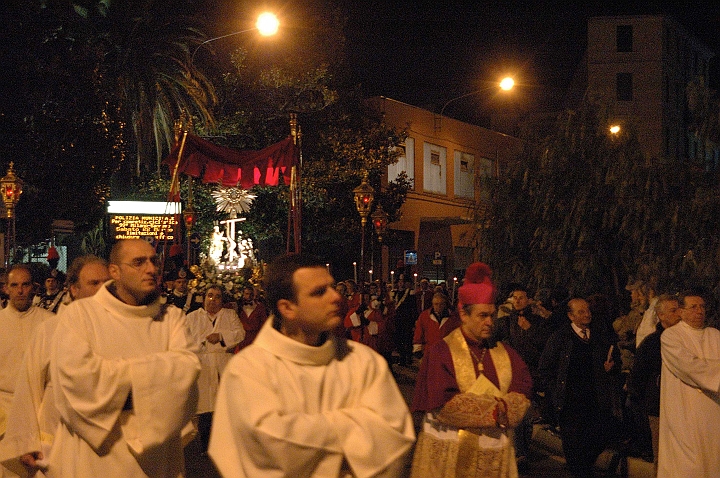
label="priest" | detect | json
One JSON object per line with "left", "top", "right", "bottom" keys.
{"left": 411, "top": 262, "right": 532, "bottom": 478}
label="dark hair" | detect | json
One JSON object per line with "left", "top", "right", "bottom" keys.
{"left": 677, "top": 288, "right": 707, "bottom": 308}
{"left": 67, "top": 255, "right": 107, "bottom": 287}
{"left": 263, "top": 253, "right": 326, "bottom": 319}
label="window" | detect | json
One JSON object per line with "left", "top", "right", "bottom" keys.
{"left": 617, "top": 72, "right": 633, "bottom": 101}
{"left": 617, "top": 25, "right": 633, "bottom": 52}
{"left": 388, "top": 137, "right": 415, "bottom": 188}
{"left": 454, "top": 151, "right": 474, "bottom": 199}
{"left": 423, "top": 142, "right": 446, "bottom": 195}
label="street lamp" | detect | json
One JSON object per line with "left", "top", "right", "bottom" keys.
{"left": 353, "top": 171, "right": 375, "bottom": 284}
{"left": 436, "top": 76, "right": 515, "bottom": 131}
{"left": 1, "top": 162, "right": 23, "bottom": 266}
{"left": 191, "top": 11, "right": 279, "bottom": 63}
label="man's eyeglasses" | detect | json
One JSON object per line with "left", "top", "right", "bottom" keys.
{"left": 122, "top": 255, "right": 162, "bottom": 270}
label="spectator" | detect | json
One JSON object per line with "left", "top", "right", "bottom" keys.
{"left": 538, "top": 298, "right": 621, "bottom": 478}
{"left": 627, "top": 294, "right": 681, "bottom": 472}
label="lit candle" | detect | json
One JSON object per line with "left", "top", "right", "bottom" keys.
{"left": 353, "top": 262, "right": 357, "bottom": 283}
{"left": 452, "top": 277, "right": 458, "bottom": 304}
{"left": 390, "top": 270, "right": 395, "bottom": 288}
{"left": 326, "top": 263, "right": 330, "bottom": 273}
{"left": 369, "top": 269, "right": 373, "bottom": 282}
{"left": 413, "top": 273, "right": 418, "bottom": 288}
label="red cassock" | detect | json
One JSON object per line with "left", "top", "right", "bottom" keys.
{"left": 412, "top": 309, "right": 462, "bottom": 352}
{"left": 234, "top": 302, "right": 269, "bottom": 352}
{"left": 412, "top": 330, "right": 533, "bottom": 412}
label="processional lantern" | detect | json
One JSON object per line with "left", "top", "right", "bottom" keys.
{"left": 1, "top": 162, "right": 23, "bottom": 218}
{"left": 371, "top": 204, "right": 388, "bottom": 242}
{"left": 353, "top": 171, "right": 375, "bottom": 226}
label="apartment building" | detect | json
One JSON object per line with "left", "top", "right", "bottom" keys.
{"left": 369, "top": 96, "right": 522, "bottom": 284}
{"left": 587, "top": 15, "right": 717, "bottom": 164}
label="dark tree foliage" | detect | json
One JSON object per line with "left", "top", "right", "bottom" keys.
{"left": 482, "top": 98, "right": 720, "bottom": 310}
{"left": 182, "top": 0, "right": 411, "bottom": 276}
{"left": 0, "top": 0, "right": 214, "bottom": 244}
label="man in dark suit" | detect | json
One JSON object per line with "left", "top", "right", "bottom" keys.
{"left": 538, "top": 298, "right": 621, "bottom": 478}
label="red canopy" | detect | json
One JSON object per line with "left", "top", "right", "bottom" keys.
{"left": 164, "top": 133, "right": 298, "bottom": 188}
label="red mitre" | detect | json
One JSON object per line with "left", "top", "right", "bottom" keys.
{"left": 457, "top": 262, "right": 496, "bottom": 307}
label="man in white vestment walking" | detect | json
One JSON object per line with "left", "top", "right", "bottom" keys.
{"left": 48, "top": 239, "right": 200, "bottom": 477}
{"left": 0, "top": 265, "right": 54, "bottom": 477}
{"left": 185, "top": 285, "right": 244, "bottom": 453}
{"left": 658, "top": 290, "right": 720, "bottom": 477}
{"left": 209, "top": 253, "right": 415, "bottom": 478}
{"left": 0, "top": 256, "right": 110, "bottom": 476}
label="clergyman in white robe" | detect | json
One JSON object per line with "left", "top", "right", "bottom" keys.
{"left": 0, "top": 303, "right": 53, "bottom": 478}
{"left": 209, "top": 318, "right": 415, "bottom": 478}
{"left": 185, "top": 306, "right": 245, "bottom": 414}
{"left": 48, "top": 284, "right": 200, "bottom": 478}
{"left": 659, "top": 320, "right": 720, "bottom": 477}
{"left": 0, "top": 315, "right": 60, "bottom": 477}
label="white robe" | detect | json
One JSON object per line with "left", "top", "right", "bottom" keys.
{"left": 0, "top": 305, "right": 53, "bottom": 478}
{"left": 185, "top": 307, "right": 245, "bottom": 414}
{"left": 0, "top": 315, "right": 60, "bottom": 477}
{"left": 48, "top": 284, "right": 201, "bottom": 478}
{"left": 209, "top": 319, "right": 416, "bottom": 478}
{"left": 658, "top": 321, "right": 720, "bottom": 478}
{"left": 0, "top": 305, "right": 53, "bottom": 421}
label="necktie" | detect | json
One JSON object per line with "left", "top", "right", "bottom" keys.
{"left": 581, "top": 328, "right": 589, "bottom": 341}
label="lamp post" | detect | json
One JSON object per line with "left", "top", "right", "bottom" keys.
{"left": 353, "top": 171, "right": 375, "bottom": 285}
{"left": 191, "top": 11, "right": 279, "bottom": 64}
{"left": 1, "top": 162, "right": 23, "bottom": 266}
{"left": 436, "top": 76, "right": 515, "bottom": 132}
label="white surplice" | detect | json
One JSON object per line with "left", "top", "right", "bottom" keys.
{"left": 0, "top": 305, "right": 53, "bottom": 478}
{"left": 0, "top": 305, "right": 53, "bottom": 420}
{"left": 209, "top": 319, "right": 416, "bottom": 478}
{"left": 185, "top": 307, "right": 245, "bottom": 414}
{"left": 659, "top": 321, "right": 720, "bottom": 478}
{"left": 0, "top": 315, "right": 60, "bottom": 477}
{"left": 48, "top": 284, "right": 200, "bottom": 478}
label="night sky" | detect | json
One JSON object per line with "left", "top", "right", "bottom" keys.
{"left": 336, "top": 0, "right": 720, "bottom": 122}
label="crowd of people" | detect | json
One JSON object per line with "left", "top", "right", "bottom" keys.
{"left": 0, "top": 240, "right": 719, "bottom": 478}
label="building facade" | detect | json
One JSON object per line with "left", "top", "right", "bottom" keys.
{"left": 587, "top": 15, "right": 717, "bottom": 164}
{"left": 369, "top": 97, "right": 522, "bottom": 286}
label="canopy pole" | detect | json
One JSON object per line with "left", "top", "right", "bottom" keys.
{"left": 287, "top": 113, "right": 302, "bottom": 254}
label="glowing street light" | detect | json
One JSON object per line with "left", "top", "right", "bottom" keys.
{"left": 191, "top": 12, "right": 279, "bottom": 63}
{"left": 609, "top": 124, "right": 621, "bottom": 135}
{"left": 437, "top": 76, "right": 515, "bottom": 131}
{"left": 256, "top": 12, "right": 280, "bottom": 36}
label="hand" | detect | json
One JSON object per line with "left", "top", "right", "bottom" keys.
{"left": 604, "top": 358, "right": 614, "bottom": 372}
{"left": 206, "top": 332, "right": 221, "bottom": 344}
{"left": 20, "top": 451, "right": 43, "bottom": 470}
{"left": 517, "top": 315, "right": 531, "bottom": 330}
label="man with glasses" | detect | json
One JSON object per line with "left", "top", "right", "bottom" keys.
{"left": 48, "top": 239, "right": 200, "bottom": 477}
{"left": 658, "top": 290, "right": 720, "bottom": 477}
{"left": 186, "top": 285, "right": 244, "bottom": 454}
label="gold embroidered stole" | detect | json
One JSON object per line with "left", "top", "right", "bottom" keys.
{"left": 444, "top": 328, "right": 514, "bottom": 477}
{"left": 444, "top": 328, "right": 512, "bottom": 395}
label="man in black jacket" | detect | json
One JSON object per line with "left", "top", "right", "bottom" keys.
{"left": 538, "top": 298, "right": 621, "bottom": 478}
{"left": 626, "top": 294, "right": 680, "bottom": 472}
